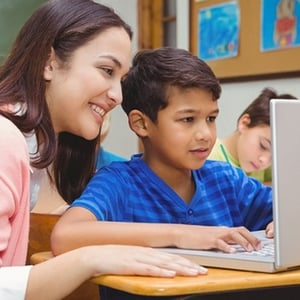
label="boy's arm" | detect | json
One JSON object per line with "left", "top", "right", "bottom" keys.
{"left": 51, "top": 207, "right": 262, "bottom": 255}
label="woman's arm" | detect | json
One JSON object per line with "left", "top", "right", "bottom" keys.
{"left": 26, "top": 245, "right": 205, "bottom": 300}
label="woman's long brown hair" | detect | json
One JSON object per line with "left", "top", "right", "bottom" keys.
{"left": 0, "top": 0, "right": 132, "bottom": 204}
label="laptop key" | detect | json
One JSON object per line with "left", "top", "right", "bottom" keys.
{"left": 233, "top": 242, "right": 274, "bottom": 257}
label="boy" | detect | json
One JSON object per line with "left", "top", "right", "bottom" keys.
{"left": 52, "top": 47, "right": 273, "bottom": 299}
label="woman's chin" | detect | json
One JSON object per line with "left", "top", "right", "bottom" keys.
{"left": 79, "top": 128, "right": 100, "bottom": 141}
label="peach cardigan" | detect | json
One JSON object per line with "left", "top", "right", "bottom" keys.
{"left": 0, "top": 116, "right": 30, "bottom": 266}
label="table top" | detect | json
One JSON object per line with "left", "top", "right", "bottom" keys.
{"left": 31, "top": 251, "right": 300, "bottom": 297}
{"left": 92, "top": 266, "right": 300, "bottom": 296}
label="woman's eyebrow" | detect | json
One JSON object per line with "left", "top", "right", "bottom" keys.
{"left": 98, "top": 54, "right": 122, "bottom": 68}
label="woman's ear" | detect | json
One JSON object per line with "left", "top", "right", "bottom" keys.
{"left": 128, "top": 109, "right": 149, "bottom": 137}
{"left": 43, "top": 48, "right": 58, "bottom": 81}
{"left": 237, "top": 114, "right": 251, "bottom": 133}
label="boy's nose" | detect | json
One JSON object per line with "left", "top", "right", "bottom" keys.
{"left": 195, "top": 124, "right": 213, "bottom": 140}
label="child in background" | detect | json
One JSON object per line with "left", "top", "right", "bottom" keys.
{"left": 52, "top": 47, "right": 273, "bottom": 300}
{"left": 209, "top": 87, "right": 297, "bottom": 184}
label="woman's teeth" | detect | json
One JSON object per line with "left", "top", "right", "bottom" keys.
{"left": 90, "top": 104, "right": 105, "bottom": 117}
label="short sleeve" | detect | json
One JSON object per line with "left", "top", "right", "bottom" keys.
{"left": 0, "top": 265, "right": 32, "bottom": 300}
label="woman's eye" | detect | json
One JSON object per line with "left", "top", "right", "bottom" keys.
{"left": 101, "top": 67, "right": 113, "bottom": 76}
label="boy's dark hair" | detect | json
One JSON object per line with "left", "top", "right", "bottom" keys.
{"left": 122, "top": 47, "right": 221, "bottom": 122}
{"left": 238, "top": 87, "right": 297, "bottom": 127}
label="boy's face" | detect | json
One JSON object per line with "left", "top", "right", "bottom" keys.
{"left": 144, "top": 86, "right": 219, "bottom": 171}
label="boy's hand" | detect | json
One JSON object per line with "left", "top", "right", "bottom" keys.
{"left": 265, "top": 222, "right": 274, "bottom": 238}
{"left": 174, "top": 225, "right": 262, "bottom": 253}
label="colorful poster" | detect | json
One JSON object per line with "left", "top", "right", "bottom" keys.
{"left": 261, "top": 0, "right": 300, "bottom": 52}
{"left": 198, "top": 1, "right": 240, "bottom": 61}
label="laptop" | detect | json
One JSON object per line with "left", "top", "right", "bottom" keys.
{"left": 159, "top": 99, "right": 300, "bottom": 273}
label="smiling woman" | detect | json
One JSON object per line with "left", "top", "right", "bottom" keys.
{"left": 44, "top": 27, "right": 131, "bottom": 141}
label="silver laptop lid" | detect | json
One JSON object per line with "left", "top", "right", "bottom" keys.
{"left": 271, "top": 99, "right": 300, "bottom": 270}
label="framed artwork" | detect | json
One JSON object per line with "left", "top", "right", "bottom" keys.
{"left": 190, "top": 0, "right": 300, "bottom": 81}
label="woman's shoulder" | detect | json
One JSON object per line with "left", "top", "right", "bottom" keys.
{"left": 0, "top": 115, "right": 28, "bottom": 157}
{"left": 0, "top": 115, "right": 25, "bottom": 142}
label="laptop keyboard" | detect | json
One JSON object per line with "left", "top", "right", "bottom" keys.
{"left": 232, "top": 240, "right": 274, "bottom": 257}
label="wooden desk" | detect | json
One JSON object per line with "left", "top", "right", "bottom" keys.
{"left": 92, "top": 268, "right": 300, "bottom": 297}
{"left": 31, "top": 251, "right": 300, "bottom": 298}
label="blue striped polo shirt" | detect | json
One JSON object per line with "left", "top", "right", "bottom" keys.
{"left": 72, "top": 154, "right": 272, "bottom": 231}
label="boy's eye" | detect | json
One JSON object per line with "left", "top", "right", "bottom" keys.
{"left": 182, "top": 117, "right": 194, "bottom": 122}
{"left": 207, "top": 116, "right": 217, "bottom": 122}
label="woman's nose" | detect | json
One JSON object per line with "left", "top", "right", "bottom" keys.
{"left": 107, "top": 82, "right": 122, "bottom": 105}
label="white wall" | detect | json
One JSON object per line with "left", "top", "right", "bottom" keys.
{"left": 97, "top": 0, "right": 139, "bottom": 158}
{"left": 99, "top": 1, "right": 300, "bottom": 157}
{"left": 217, "top": 79, "right": 300, "bottom": 138}
{"left": 176, "top": 1, "right": 300, "bottom": 138}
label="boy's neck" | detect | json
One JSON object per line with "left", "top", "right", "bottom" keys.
{"left": 143, "top": 155, "right": 195, "bottom": 204}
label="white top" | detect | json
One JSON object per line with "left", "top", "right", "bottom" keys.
{"left": 25, "top": 133, "right": 45, "bottom": 210}
{"left": 0, "top": 266, "right": 32, "bottom": 300}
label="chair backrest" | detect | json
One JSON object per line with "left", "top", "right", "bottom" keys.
{"left": 27, "top": 212, "right": 100, "bottom": 300}
{"left": 26, "top": 212, "right": 60, "bottom": 264}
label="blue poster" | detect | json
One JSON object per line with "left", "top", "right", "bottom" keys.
{"left": 261, "top": 0, "right": 300, "bottom": 51}
{"left": 198, "top": 1, "right": 240, "bottom": 61}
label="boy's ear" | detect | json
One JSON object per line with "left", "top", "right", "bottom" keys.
{"left": 128, "top": 109, "right": 149, "bottom": 137}
{"left": 43, "top": 47, "right": 59, "bottom": 81}
{"left": 237, "top": 114, "right": 251, "bottom": 132}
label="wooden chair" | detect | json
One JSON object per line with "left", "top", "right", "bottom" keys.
{"left": 26, "top": 212, "right": 60, "bottom": 264}
{"left": 27, "top": 212, "right": 100, "bottom": 300}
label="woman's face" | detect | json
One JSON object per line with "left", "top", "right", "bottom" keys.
{"left": 44, "top": 27, "right": 131, "bottom": 140}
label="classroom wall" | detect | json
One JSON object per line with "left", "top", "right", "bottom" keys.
{"left": 217, "top": 79, "right": 300, "bottom": 138}
{"left": 0, "top": 0, "right": 45, "bottom": 62}
{"left": 100, "top": 0, "right": 300, "bottom": 157}
{"left": 2, "top": 1, "right": 298, "bottom": 158}
{"left": 97, "top": 0, "right": 139, "bottom": 159}
{"left": 175, "top": 1, "right": 300, "bottom": 138}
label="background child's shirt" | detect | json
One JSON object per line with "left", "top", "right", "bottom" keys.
{"left": 209, "top": 138, "right": 272, "bottom": 183}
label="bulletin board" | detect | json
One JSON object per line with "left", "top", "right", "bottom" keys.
{"left": 190, "top": 0, "right": 300, "bottom": 81}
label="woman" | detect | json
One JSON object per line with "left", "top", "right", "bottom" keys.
{"left": 0, "top": 0, "right": 206, "bottom": 299}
